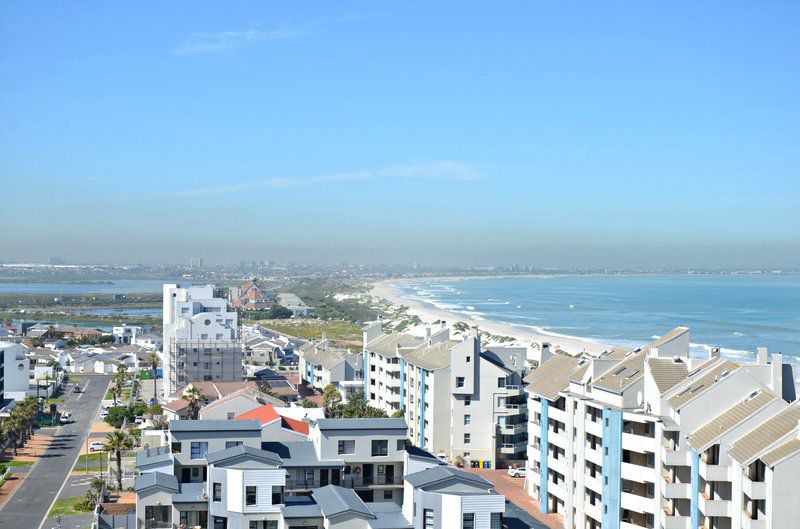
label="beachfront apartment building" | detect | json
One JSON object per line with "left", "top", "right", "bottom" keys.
{"left": 362, "top": 320, "right": 533, "bottom": 468}
{"left": 524, "top": 326, "right": 800, "bottom": 529}
{"left": 162, "top": 284, "right": 243, "bottom": 397}
{"left": 298, "top": 336, "right": 364, "bottom": 397}
{"left": 134, "top": 417, "right": 500, "bottom": 528}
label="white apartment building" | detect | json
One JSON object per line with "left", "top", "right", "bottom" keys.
{"left": 298, "top": 336, "right": 364, "bottom": 397}
{"left": 112, "top": 323, "right": 153, "bottom": 344}
{"left": 362, "top": 321, "right": 531, "bottom": 468}
{"left": 0, "top": 341, "right": 31, "bottom": 411}
{"left": 524, "top": 326, "right": 800, "bottom": 529}
{"left": 162, "top": 284, "right": 243, "bottom": 397}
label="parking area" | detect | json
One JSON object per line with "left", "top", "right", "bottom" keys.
{"left": 463, "top": 468, "right": 565, "bottom": 529}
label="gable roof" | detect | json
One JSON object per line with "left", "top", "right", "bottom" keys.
{"left": 206, "top": 444, "right": 283, "bottom": 466}
{"left": 169, "top": 419, "right": 261, "bottom": 433}
{"left": 261, "top": 441, "right": 344, "bottom": 468}
{"left": 524, "top": 353, "right": 589, "bottom": 401}
{"left": 312, "top": 485, "right": 374, "bottom": 519}
{"left": 592, "top": 349, "right": 647, "bottom": 394}
{"left": 314, "top": 418, "right": 407, "bottom": 431}
{"left": 404, "top": 465, "right": 493, "bottom": 490}
{"left": 687, "top": 390, "right": 778, "bottom": 452}
{"left": 365, "top": 333, "right": 424, "bottom": 357}
{"left": 134, "top": 471, "right": 179, "bottom": 493}
{"left": 646, "top": 357, "right": 690, "bottom": 394}
{"left": 236, "top": 404, "right": 310, "bottom": 435}
{"left": 729, "top": 401, "right": 800, "bottom": 465}
{"left": 650, "top": 326, "right": 690, "bottom": 347}
{"left": 761, "top": 438, "right": 800, "bottom": 468}
{"left": 667, "top": 359, "right": 737, "bottom": 409}
{"left": 401, "top": 340, "right": 460, "bottom": 371}
{"left": 135, "top": 445, "right": 172, "bottom": 468}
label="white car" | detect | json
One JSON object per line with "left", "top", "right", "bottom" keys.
{"left": 88, "top": 442, "right": 106, "bottom": 452}
{"left": 99, "top": 410, "right": 109, "bottom": 419}
{"left": 507, "top": 467, "right": 526, "bottom": 478}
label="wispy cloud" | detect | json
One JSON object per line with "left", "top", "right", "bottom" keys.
{"left": 109, "top": 161, "right": 482, "bottom": 200}
{"left": 173, "top": 15, "right": 376, "bottom": 55}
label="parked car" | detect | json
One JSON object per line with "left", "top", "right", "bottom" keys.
{"left": 507, "top": 466, "right": 526, "bottom": 478}
{"left": 73, "top": 386, "right": 81, "bottom": 393}
{"left": 99, "top": 410, "right": 109, "bottom": 419}
{"left": 89, "top": 441, "right": 106, "bottom": 452}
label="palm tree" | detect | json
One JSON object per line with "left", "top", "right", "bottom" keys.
{"left": 147, "top": 353, "right": 159, "bottom": 404}
{"left": 111, "top": 365, "right": 129, "bottom": 405}
{"left": 2, "top": 415, "right": 23, "bottom": 456}
{"left": 105, "top": 430, "right": 133, "bottom": 490}
{"left": 184, "top": 386, "right": 204, "bottom": 420}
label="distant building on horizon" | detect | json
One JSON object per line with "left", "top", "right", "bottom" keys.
{"left": 189, "top": 257, "right": 203, "bottom": 269}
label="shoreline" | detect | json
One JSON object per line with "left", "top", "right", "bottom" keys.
{"left": 372, "top": 279, "right": 610, "bottom": 356}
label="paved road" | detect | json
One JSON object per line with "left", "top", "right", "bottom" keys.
{"left": 0, "top": 375, "right": 112, "bottom": 529}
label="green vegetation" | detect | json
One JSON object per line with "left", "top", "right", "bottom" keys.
{"left": 321, "top": 387, "right": 387, "bottom": 419}
{"left": 105, "top": 402, "right": 158, "bottom": 428}
{"left": 76, "top": 452, "right": 106, "bottom": 464}
{"left": 278, "top": 279, "right": 380, "bottom": 322}
{"left": 47, "top": 495, "right": 95, "bottom": 518}
{"left": 256, "top": 319, "right": 363, "bottom": 343}
{"left": 105, "top": 387, "right": 131, "bottom": 402}
{"left": 0, "top": 460, "right": 33, "bottom": 468}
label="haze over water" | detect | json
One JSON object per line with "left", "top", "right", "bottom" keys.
{"left": 396, "top": 274, "right": 800, "bottom": 360}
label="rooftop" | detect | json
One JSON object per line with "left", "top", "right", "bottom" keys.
{"left": 404, "top": 465, "right": 493, "bottom": 490}
{"left": 592, "top": 349, "right": 647, "bottom": 394}
{"left": 524, "top": 353, "right": 589, "bottom": 401}
{"left": 169, "top": 419, "right": 262, "bottom": 433}
{"left": 312, "top": 485, "right": 374, "bottom": 519}
{"left": 729, "top": 401, "right": 800, "bottom": 465}
{"left": 687, "top": 390, "right": 778, "bottom": 452}
{"left": 314, "top": 418, "right": 407, "bottom": 431}
{"left": 667, "top": 359, "right": 738, "bottom": 409}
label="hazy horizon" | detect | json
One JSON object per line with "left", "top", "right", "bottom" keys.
{"left": 2, "top": 2, "right": 798, "bottom": 269}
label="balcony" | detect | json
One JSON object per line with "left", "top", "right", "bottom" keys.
{"left": 662, "top": 478, "right": 691, "bottom": 500}
{"left": 385, "top": 377, "right": 401, "bottom": 388}
{"left": 741, "top": 517, "right": 766, "bottom": 529}
{"left": 498, "top": 403, "right": 525, "bottom": 415}
{"left": 699, "top": 493, "right": 729, "bottom": 517}
{"left": 585, "top": 419, "right": 603, "bottom": 437}
{"left": 340, "top": 475, "right": 404, "bottom": 488}
{"left": 742, "top": 476, "right": 766, "bottom": 500}
{"left": 621, "top": 491, "right": 655, "bottom": 514}
{"left": 699, "top": 462, "right": 728, "bottom": 482}
{"left": 499, "top": 423, "right": 527, "bottom": 435}
{"left": 661, "top": 444, "right": 690, "bottom": 467}
{"left": 584, "top": 474, "right": 602, "bottom": 493}
{"left": 502, "top": 384, "right": 524, "bottom": 397}
{"left": 499, "top": 442, "right": 527, "bottom": 454}
{"left": 663, "top": 515, "right": 690, "bottom": 529}
{"left": 621, "top": 461, "right": 656, "bottom": 483}
{"left": 585, "top": 446, "right": 602, "bottom": 466}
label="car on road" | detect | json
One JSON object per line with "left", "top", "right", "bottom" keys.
{"left": 88, "top": 441, "right": 106, "bottom": 452}
{"left": 59, "top": 412, "right": 74, "bottom": 424}
{"left": 73, "top": 386, "right": 81, "bottom": 393}
{"left": 507, "top": 466, "right": 526, "bottom": 478}
{"left": 99, "top": 410, "right": 109, "bottom": 419}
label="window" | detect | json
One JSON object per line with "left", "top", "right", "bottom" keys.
{"left": 384, "top": 490, "right": 393, "bottom": 500}
{"left": 213, "top": 482, "right": 222, "bottom": 502}
{"left": 490, "top": 513, "right": 502, "bottom": 529}
{"left": 192, "top": 468, "right": 199, "bottom": 478}
{"left": 145, "top": 506, "right": 170, "bottom": 525}
{"left": 225, "top": 441, "right": 242, "bottom": 449}
{"left": 227, "top": 412, "right": 235, "bottom": 420}
{"left": 463, "top": 513, "right": 475, "bottom": 529}
{"left": 464, "top": 433, "right": 471, "bottom": 444}
{"left": 464, "top": 415, "right": 471, "bottom": 425}
{"left": 498, "top": 377, "right": 506, "bottom": 388}
{"left": 397, "top": 439, "right": 406, "bottom": 451}
{"left": 372, "top": 439, "right": 388, "bottom": 456}
{"left": 466, "top": 356, "right": 471, "bottom": 363}
{"left": 245, "top": 486, "right": 257, "bottom": 506}
{"left": 456, "top": 377, "right": 465, "bottom": 388}
{"left": 190, "top": 442, "right": 208, "bottom": 460}
{"left": 272, "top": 486, "right": 282, "bottom": 505}
{"left": 424, "top": 509, "right": 435, "bottom": 529}
{"left": 338, "top": 440, "right": 355, "bottom": 455}
{"left": 171, "top": 442, "right": 182, "bottom": 453}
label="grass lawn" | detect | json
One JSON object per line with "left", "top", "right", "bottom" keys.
{"left": 104, "top": 387, "right": 132, "bottom": 401}
{"left": 1, "top": 460, "right": 33, "bottom": 468}
{"left": 257, "top": 319, "right": 364, "bottom": 344}
{"left": 76, "top": 453, "right": 106, "bottom": 464}
{"left": 47, "top": 496, "right": 93, "bottom": 518}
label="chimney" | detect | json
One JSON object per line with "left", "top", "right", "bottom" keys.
{"left": 710, "top": 347, "right": 720, "bottom": 359}
{"left": 426, "top": 327, "right": 432, "bottom": 340}
{"left": 440, "top": 320, "right": 447, "bottom": 330}
{"left": 757, "top": 347, "right": 768, "bottom": 365}
{"left": 650, "top": 346, "right": 659, "bottom": 357}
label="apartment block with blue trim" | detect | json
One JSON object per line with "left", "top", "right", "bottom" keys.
{"left": 363, "top": 319, "right": 535, "bottom": 468}
{"left": 524, "top": 326, "right": 800, "bottom": 529}
{"left": 297, "top": 335, "right": 364, "bottom": 399}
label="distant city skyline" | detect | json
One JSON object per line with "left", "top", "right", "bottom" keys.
{"left": 2, "top": 2, "right": 798, "bottom": 268}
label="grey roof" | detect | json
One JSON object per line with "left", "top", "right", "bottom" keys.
{"left": 365, "top": 333, "right": 424, "bottom": 357}
{"left": 646, "top": 357, "right": 690, "bottom": 395}
{"left": 406, "top": 445, "right": 442, "bottom": 464}
{"left": 281, "top": 496, "right": 323, "bottom": 519}
{"left": 168, "top": 419, "right": 262, "bottom": 432}
{"left": 667, "top": 359, "right": 738, "bottom": 409}
{"left": 261, "top": 441, "right": 344, "bottom": 468}
{"left": 312, "top": 485, "right": 375, "bottom": 519}
{"left": 314, "top": 418, "right": 408, "bottom": 431}
{"left": 300, "top": 343, "right": 352, "bottom": 370}
{"left": 134, "top": 472, "right": 179, "bottom": 493}
{"left": 524, "top": 354, "right": 589, "bottom": 401}
{"left": 650, "top": 326, "right": 690, "bottom": 347}
{"left": 592, "top": 349, "right": 647, "bottom": 394}
{"left": 401, "top": 340, "right": 459, "bottom": 370}
{"left": 688, "top": 391, "right": 777, "bottom": 452}
{"left": 366, "top": 501, "right": 413, "bottom": 529}
{"left": 173, "top": 482, "right": 206, "bottom": 503}
{"left": 206, "top": 444, "right": 283, "bottom": 466}
{"left": 404, "top": 465, "right": 493, "bottom": 490}
{"left": 761, "top": 438, "right": 800, "bottom": 468}
{"left": 135, "top": 445, "right": 172, "bottom": 468}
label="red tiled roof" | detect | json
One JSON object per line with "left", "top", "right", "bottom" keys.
{"left": 235, "top": 404, "right": 309, "bottom": 435}
{"left": 281, "top": 415, "right": 310, "bottom": 435}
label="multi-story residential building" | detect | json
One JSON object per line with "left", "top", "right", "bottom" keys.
{"left": 524, "top": 326, "right": 800, "bottom": 529}
{"left": 298, "top": 336, "right": 363, "bottom": 396}
{"left": 134, "top": 417, "right": 505, "bottom": 529}
{"left": 362, "top": 321, "right": 532, "bottom": 468}
{"left": 0, "top": 341, "right": 31, "bottom": 414}
{"left": 162, "top": 284, "right": 243, "bottom": 397}
{"left": 112, "top": 323, "right": 153, "bottom": 344}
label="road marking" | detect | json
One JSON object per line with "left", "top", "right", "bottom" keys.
{"left": 77, "top": 380, "right": 90, "bottom": 401}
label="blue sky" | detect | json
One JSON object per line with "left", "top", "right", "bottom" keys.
{"left": 1, "top": 1, "right": 798, "bottom": 267}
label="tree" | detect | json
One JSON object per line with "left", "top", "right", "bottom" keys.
{"left": 390, "top": 410, "right": 405, "bottom": 419}
{"left": 300, "top": 398, "right": 319, "bottom": 408}
{"left": 184, "top": 386, "right": 204, "bottom": 420}
{"left": 105, "top": 430, "right": 133, "bottom": 490}
{"left": 147, "top": 352, "right": 159, "bottom": 404}
{"left": 340, "top": 391, "right": 387, "bottom": 419}
{"left": 2, "top": 415, "right": 23, "bottom": 456}
{"left": 267, "top": 305, "right": 294, "bottom": 319}
{"left": 111, "top": 365, "right": 129, "bottom": 405}
{"left": 322, "top": 384, "right": 342, "bottom": 418}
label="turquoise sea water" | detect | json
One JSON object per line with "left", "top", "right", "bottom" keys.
{"left": 394, "top": 275, "right": 800, "bottom": 360}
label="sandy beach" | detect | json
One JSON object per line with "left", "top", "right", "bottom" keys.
{"left": 372, "top": 279, "right": 610, "bottom": 356}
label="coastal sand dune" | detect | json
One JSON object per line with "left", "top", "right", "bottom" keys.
{"left": 372, "top": 280, "right": 609, "bottom": 356}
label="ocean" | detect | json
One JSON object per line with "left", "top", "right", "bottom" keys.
{"left": 394, "top": 274, "right": 800, "bottom": 360}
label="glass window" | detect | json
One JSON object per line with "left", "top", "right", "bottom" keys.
{"left": 397, "top": 439, "right": 406, "bottom": 451}
{"left": 464, "top": 433, "right": 471, "bottom": 444}
{"left": 227, "top": 412, "right": 235, "bottom": 419}
{"left": 225, "top": 441, "right": 242, "bottom": 449}
{"left": 338, "top": 440, "right": 355, "bottom": 454}
{"left": 490, "top": 513, "right": 502, "bottom": 529}
{"left": 498, "top": 377, "right": 506, "bottom": 388}
{"left": 145, "top": 506, "right": 170, "bottom": 524}
{"left": 456, "top": 377, "right": 465, "bottom": 388}
{"left": 384, "top": 490, "right": 393, "bottom": 500}
{"left": 463, "top": 513, "right": 475, "bottom": 529}
{"left": 424, "top": 509, "right": 435, "bottom": 529}
{"left": 371, "top": 439, "right": 388, "bottom": 456}
{"left": 171, "top": 442, "right": 182, "bottom": 453}
{"left": 272, "top": 486, "right": 282, "bottom": 505}
{"left": 213, "top": 482, "right": 222, "bottom": 502}
{"left": 464, "top": 397, "right": 471, "bottom": 406}
{"left": 246, "top": 485, "right": 257, "bottom": 506}
{"left": 464, "top": 415, "right": 471, "bottom": 425}
{"left": 190, "top": 442, "right": 208, "bottom": 460}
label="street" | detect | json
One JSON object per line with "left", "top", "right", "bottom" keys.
{"left": 0, "top": 374, "right": 112, "bottom": 529}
